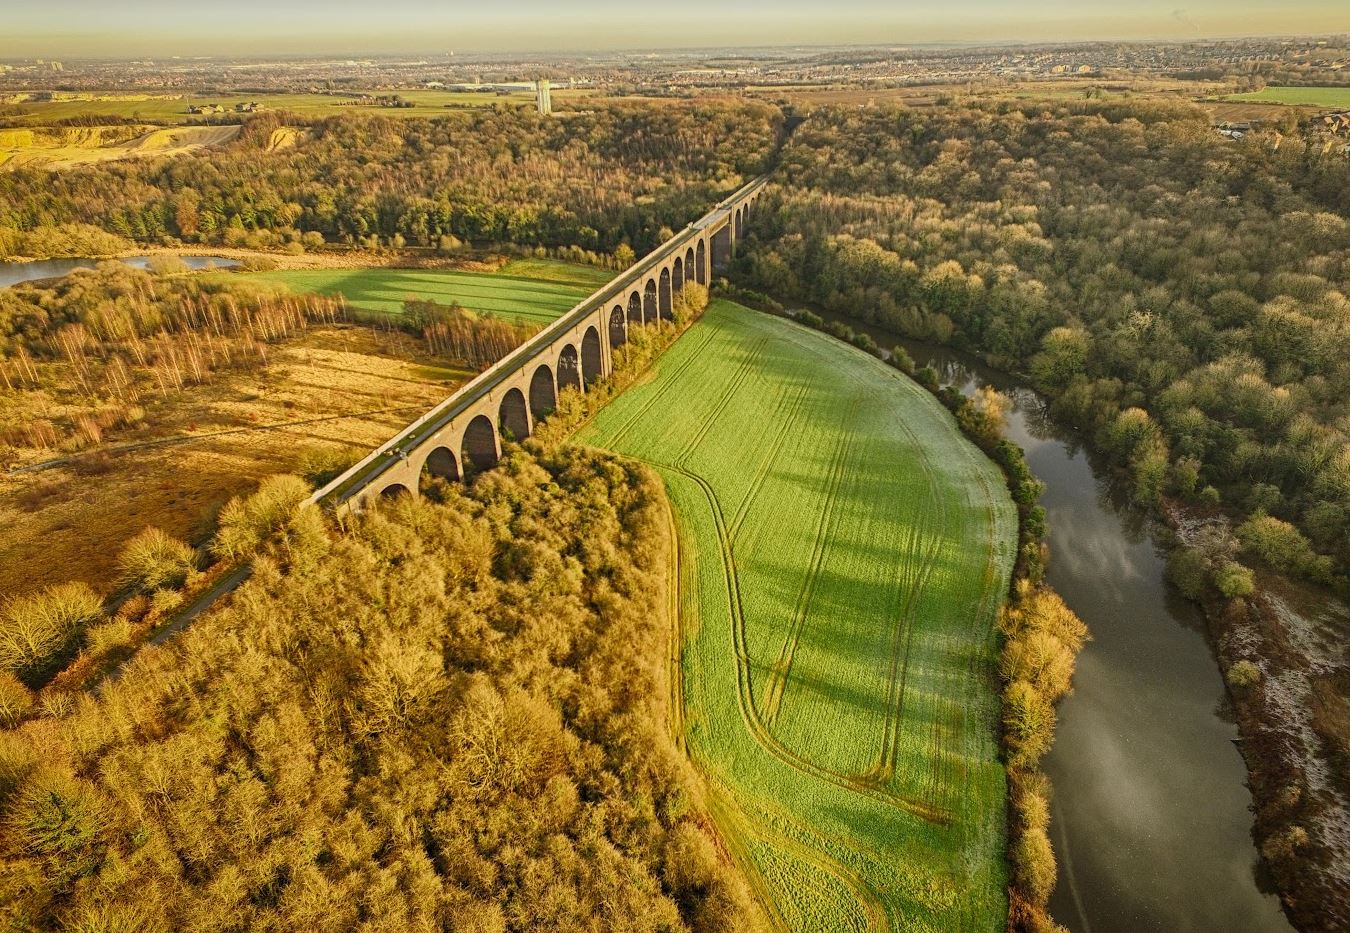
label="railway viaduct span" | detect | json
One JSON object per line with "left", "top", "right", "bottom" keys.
{"left": 312, "top": 175, "right": 767, "bottom": 512}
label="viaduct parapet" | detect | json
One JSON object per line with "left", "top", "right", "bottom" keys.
{"left": 312, "top": 175, "right": 767, "bottom": 511}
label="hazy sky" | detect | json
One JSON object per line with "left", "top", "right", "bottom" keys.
{"left": 7, "top": 0, "right": 1349, "bottom": 58}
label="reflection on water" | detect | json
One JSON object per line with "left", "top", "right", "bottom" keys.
{"left": 0, "top": 254, "right": 238, "bottom": 288}
{"left": 801, "top": 310, "right": 1291, "bottom": 932}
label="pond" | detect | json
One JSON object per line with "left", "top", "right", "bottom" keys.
{"left": 0, "top": 254, "right": 239, "bottom": 288}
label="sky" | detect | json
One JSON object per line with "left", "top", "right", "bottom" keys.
{"left": 5, "top": 0, "right": 1349, "bottom": 58}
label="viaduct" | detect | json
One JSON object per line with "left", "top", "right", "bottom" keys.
{"left": 312, "top": 175, "right": 767, "bottom": 512}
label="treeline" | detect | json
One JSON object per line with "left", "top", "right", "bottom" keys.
{"left": 0, "top": 444, "right": 764, "bottom": 931}
{"left": 740, "top": 99, "right": 1350, "bottom": 582}
{"left": 0, "top": 102, "right": 781, "bottom": 258}
{"left": 404, "top": 298, "right": 539, "bottom": 371}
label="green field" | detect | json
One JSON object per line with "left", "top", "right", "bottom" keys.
{"left": 579, "top": 303, "right": 1018, "bottom": 931}
{"left": 1, "top": 89, "right": 595, "bottom": 126}
{"left": 230, "top": 259, "right": 610, "bottom": 325}
{"left": 1224, "top": 86, "right": 1350, "bottom": 108}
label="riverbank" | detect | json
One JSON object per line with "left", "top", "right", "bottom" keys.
{"left": 1165, "top": 504, "right": 1350, "bottom": 931}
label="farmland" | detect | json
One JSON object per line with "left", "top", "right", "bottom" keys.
{"left": 0, "top": 89, "right": 595, "bottom": 126}
{"left": 1224, "top": 86, "right": 1350, "bottom": 108}
{"left": 579, "top": 302, "right": 1018, "bottom": 930}
{"left": 226, "top": 260, "right": 607, "bottom": 324}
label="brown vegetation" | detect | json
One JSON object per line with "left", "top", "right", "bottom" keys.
{"left": 0, "top": 444, "right": 766, "bottom": 932}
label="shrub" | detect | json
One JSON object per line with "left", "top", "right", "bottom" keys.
{"left": 1012, "top": 823, "right": 1057, "bottom": 905}
{"left": 1213, "top": 561, "right": 1255, "bottom": 599}
{"left": 1001, "top": 631, "right": 1076, "bottom": 700}
{"left": 296, "top": 445, "right": 359, "bottom": 486}
{"left": 1003, "top": 679, "right": 1055, "bottom": 768}
{"left": 116, "top": 526, "right": 197, "bottom": 593}
{"left": 0, "top": 672, "right": 33, "bottom": 727}
{"left": 1226, "top": 659, "right": 1262, "bottom": 690}
{"left": 84, "top": 617, "right": 135, "bottom": 661}
{"left": 1261, "top": 824, "right": 1309, "bottom": 862}
{"left": 150, "top": 588, "right": 184, "bottom": 615}
{"left": 145, "top": 255, "right": 189, "bottom": 276}
{"left": 1166, "top": 548, "right": 1209, "bottom": 601}
{"left": 672, "top": 283, "right": 710, "bottom": 323}
{"left": 212, "top": 474, "right": 311, "bottom": 560}
{"left": 1237, "top": 514, "right": 1332, "bottom": 581}
{"left": 0, "top": 583, "right": 102, "bottom": 687}
{"left": 889, "top": 345, "right": 916, "bottom": 375}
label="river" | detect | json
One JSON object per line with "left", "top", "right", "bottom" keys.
{"left": 798, "top": 310, "right": 1292, "bottom": 932}
{"left": 0, "top": 254, "right": 238, "bottom": 288}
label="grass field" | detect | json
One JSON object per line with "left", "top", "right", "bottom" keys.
{"left": 579, "top": 302, "right": 1018, "bottom": 931}
{"left": 1224, "top": 86, "right": 1350, "bottom": 108}
{"left": 0, "top": 89, "right": 597, "bottom": 126}
{"left": 231, "top": 259, "right": 609, "bottom": 325}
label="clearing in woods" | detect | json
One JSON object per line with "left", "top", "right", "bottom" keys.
{"left": 579, "top": 302, "right": 1017, "bottom": 931}
{"left": 229, "top": 260, "right": 608, "bottom": 325}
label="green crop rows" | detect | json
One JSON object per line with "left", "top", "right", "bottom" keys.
{"left": 231, "top": 260, "right": 608, "bottom": 325}
{"left": 579, "top": 302, "right": 1018, "bottom": 931}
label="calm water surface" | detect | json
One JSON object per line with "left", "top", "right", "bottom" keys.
{"left": 809, "top": 311, "right": 1291, "bottom": 932}
{"left": 0, "top": 255, "right": 238, "bottom": 288}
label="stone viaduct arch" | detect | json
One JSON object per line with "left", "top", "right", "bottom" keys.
{"left": 659, "top": 268, "right": 673, "bottom": 319}
{"left": 581, "top": 327, "right": 603, "bottom": 385}
{"left": 557, "top": 343, "right": 582, "bottom": 392}
{"left": 529, "top": 364, "right": 556, "bottom": 421}
{"left": 643, "top": 278, "right": 658, "bottom": 323}
{"left": 311, "top": 176, "right": 767, "bottom": 512}
{"left": 424, "top": 446, "right": 460, "bottom": 484}
{"left": 499, "top": 387, "right": 530, "bottom": 442}
{"left": 462, "top": 414, "right": 499, "bottom": 473}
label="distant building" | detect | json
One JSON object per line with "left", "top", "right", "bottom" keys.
{"left": 535, "top": 79, "right": 552, "bottom": 116}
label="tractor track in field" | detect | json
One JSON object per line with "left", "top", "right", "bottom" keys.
{"left": 662, "top": 488, "right": 688, "bottom": 754}
{"left": 764, "top": 322, "right": 966, "bottom": 801}
{"left": 761, "top": 391, "right": 862, "bottom": 728}
{"left": 662, "top": 458, "right": 885, "bottom": 932}
{"left": 877, "top": 398, "right": 952, "bottom": 794}
{"left": 728, "top": 782, "right": 895, "bottom": 933}
{"left": 671, "top": 337, "right": 769, "bottom": 466}
{"left": 661, "top": 460, "right": 950, "bottom": 825}
{"left": 601, "top": 325, "right": 719, "bottom": 450}
{"left": 639, "top": 323, "right": 953, "bottom": 822}
{"left": 727, "top": 378, "right": 813, "bottom": 544}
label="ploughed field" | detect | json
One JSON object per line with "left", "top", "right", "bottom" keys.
{"left": 232, "top": 260, "right": 607, "bottom": 325}
{"left": 580, "top": 302, "right": 1018, "bottom": 931}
